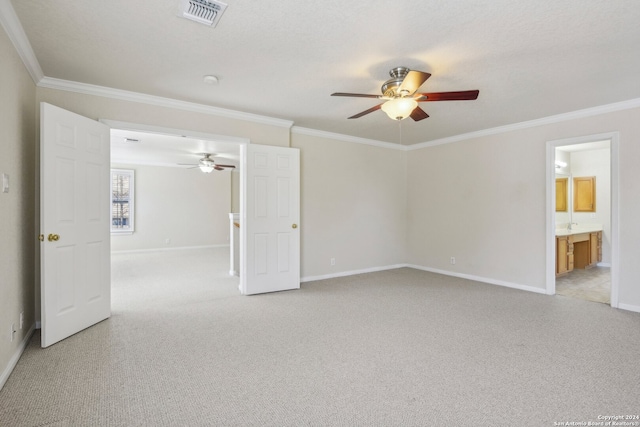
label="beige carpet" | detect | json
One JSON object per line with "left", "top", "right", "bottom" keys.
{"left": 1, "top": 248, "right": 639, "bottom": 426}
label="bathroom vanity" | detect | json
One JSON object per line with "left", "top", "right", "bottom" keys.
{"left": 555, "top": 225, "right": 602, "bottom": 277}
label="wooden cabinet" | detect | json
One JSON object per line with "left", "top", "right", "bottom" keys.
{"left": 590, "top": 231, "right": 602, "bottom": 265}
{"left": 574, "top": 176, "right": 596, "bottom": 212}
{"left": 573, "top": 231, "right": 602, "bottom": 268}
{"left": 556, "top": 235, "right": 574, "bottom": 276}
{"left": 560, "top": 231, "right": 602, "bottom": 273}
{"left": 556, "top": 178, "right": 568, "bottom": 212}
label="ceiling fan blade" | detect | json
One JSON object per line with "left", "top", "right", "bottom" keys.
{"left": 398, "top": 70, "right": 431, "bottom": 96}
{"left": 216, "top": 164, "right": 236, "bottom": 168}
{"left": 417, "top": 90, "right": 480, "bottom": 102}
{"left": 331, "top": 92, "right": 381, "bottom": 98}
{"left": 214, "top": 166, "right": 224, "bottom": 171}
{"left": 348, "top": 104, "right": 383, "bottom": 119}
{"left": 177, "top": 163, "right": 198, "bottom": 166}
{"left": 410, "top": 106, "right": 429, "bottom": 122}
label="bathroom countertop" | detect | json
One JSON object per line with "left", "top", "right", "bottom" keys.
{"left": 555, "top": 224, "right": 603, "bottom": 237}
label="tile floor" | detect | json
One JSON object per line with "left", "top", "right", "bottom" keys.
{"left": 555, "top": 265, "right": 611, "bottom": 304}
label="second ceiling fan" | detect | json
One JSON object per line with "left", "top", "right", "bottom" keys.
{"left": 178, "top": 153, "right": 236, "bottom": 173}
{"left": 331, "top": 66, "right": 479, "bottom": 121}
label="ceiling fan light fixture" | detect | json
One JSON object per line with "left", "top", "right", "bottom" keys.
{"left": 555, "top": 160, "right": 568, "bottom": 169}
{"left": 381, "top": 97, "right": 418, "bottom": 121}
{"left": 199, "top": 156, "right": 215, "bottom": 173}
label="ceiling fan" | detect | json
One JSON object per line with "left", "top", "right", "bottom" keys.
{"left": 178, "top": 153, "right": 236, "bottom": 173}
{"left": 331, "top": 66, "right": 479, "bottom": 121}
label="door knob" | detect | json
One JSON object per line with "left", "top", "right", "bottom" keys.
{"left": 38, "top": 234, "right": 44, "bottom": 241}
{"left": 48, "top": 234, "right": 60, "bottom": 242}
{"left": 292, "top": 224, "right": 298, "bottom": 229}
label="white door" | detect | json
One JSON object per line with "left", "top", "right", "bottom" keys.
{"left": 240, "top": 144, "right": 300, "bottom": 295}
{"left": 40, "top": 103, "right": 111, "bottom": 347}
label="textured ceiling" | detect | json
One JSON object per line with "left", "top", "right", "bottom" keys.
{"left": 10, "top": 0, "right": 640, "bottom": 145}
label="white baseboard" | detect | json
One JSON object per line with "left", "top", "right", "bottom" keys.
{"left": 301, "top": 264, "right": 408, "bottom": 283}
{"left": 111, "top": 244, "right": 229, "bottom": 255}
{"left": 597, "top": 262, "right": 612, "bottom": 267}
{"left": 301, "top": 263, "right": 548, "bottom": 296}
{"left": 405, "top": 264, "right": 548, "bottom": 295}
{"left": 0, "top": 323, "right": 35, "bottom": 390}
{"left": 617, "top": 303, "right": 640, "bottom": 314}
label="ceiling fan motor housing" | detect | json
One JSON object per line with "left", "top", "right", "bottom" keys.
{"left": 381, "top": 66, "right": 411, "bottom": 97}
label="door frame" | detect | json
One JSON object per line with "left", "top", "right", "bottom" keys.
{"left": 545, "top": 131, "right": 620, "bottom": 307}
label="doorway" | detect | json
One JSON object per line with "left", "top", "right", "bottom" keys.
{"left": 546, "top": 132, "right": 620, "bottom": 307}
{"left": 105, "top": 121, "right": 246, "bottom": 306}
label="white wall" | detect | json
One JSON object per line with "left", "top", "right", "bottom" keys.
{"left": 406, "top": 133, "right": 544, "bottom": 290}
{"left": 292, "top": 133, "right": 407, "bottom": 279}
{"left": 406, "top": 106, "right": 640, "bottom": 311}
{"left": 570, "top": 148, "right": 611, "bottom": 264}
{"left": 110, "top": 164, "right": 231, "bottom": 252}
{"left": 36, "top": 88, "right": 291, "bottom": 148}
{"left": 0, "top": 25, "right": 37, "bottom": 386}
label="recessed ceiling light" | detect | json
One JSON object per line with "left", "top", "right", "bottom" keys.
{"left": 203, "top": 75, "right": 219, "bottom": 85}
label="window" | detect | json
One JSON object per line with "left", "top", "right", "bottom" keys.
{"left": 111, "top": 169, "right": 135, "bottom": 234}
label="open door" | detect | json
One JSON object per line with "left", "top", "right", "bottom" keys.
{"left": 240, "top": 144, "right": 300, "bottom": 295}
{"left": 40, "top": 103, "right": 111, "bottom": 347}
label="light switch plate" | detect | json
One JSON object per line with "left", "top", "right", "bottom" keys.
{"left": 2, "top": 173, "right": 8, "bottom": 193}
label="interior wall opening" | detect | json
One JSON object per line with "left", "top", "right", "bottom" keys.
{"left": 547, "top": 133, "right": 619, "bottom": 307}
{"left": 106, "top": 123, "right": 245, "bottom": 308}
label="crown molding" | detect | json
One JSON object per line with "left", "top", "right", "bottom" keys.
{"left": 0, "top": 0, "right": 44, "bottom": 83}
{"left": 408, "top": 97, "right": 640, "bottom": 151}
{"left": 291, "top": 126, "right": 407, "bottom": 151}
{"left": 37, "top": 76, "right": 295, "bottom": 129}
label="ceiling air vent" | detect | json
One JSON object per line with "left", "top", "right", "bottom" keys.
{"left": 180, "top": 0, "right": 228, "bottom": 27}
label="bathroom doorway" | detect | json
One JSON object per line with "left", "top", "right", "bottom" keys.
{"left": 546, "top": 132, "right": 619, "bottom": 307}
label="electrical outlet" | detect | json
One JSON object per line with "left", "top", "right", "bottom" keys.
{"left": 330, "top": 257, "right": 336, "bottom": 266}
{"left": 2, "top": 173, "right": 8, "bottom": 193}
{"left": 450, "top": 257, "right": 456, "bottom": 265}
{"left": 10, "top": 323, "right": 16, "bottom": 342}
{"left": 19, "top": 312, "right": 24, "bottom": 329}
{"left": 165, "top": 238, "right": 171, "bottom": 245}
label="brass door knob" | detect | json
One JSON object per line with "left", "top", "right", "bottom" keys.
{"left": 292, "top": 224, "right": 298, "bottom": 229}
{"left": 38, "top": 234, "right": 44, "bottom": 241}
{"left": 48, "top": 234, "right": 60, "bottom": 242}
